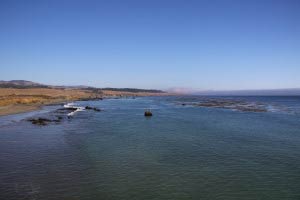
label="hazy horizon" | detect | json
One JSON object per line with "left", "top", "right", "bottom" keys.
{"left": 1, "top": 0, "right": 299, "bottom": 90}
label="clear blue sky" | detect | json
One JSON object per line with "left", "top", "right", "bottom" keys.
{"left": 0, "top": 0, "right": 299, "bottom": 90}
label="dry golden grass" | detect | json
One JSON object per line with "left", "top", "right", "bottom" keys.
{"left": 0, "top": 88, "right": 96, "bottom": 97}
{"left": 0, "top": 87, "right": 169, "bottom": 115}
{"left": 0, "top": 88, "right": 101, "bottom": 115}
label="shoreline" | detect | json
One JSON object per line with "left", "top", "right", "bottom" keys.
{"left": 0, "top": 94, "right": 174, "bottom": 117}
{"left": 0, "top": 104, "right": 42, "bottom": 116}
{"left": 0, "top": 99, "right": 72, "bottom": 117}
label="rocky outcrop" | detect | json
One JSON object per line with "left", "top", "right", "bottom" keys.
{"left": 28, "top": 104, "right": 103, "bottom": 126}
{"left": 144, "top": 110, "right": 153, "bottom": 116}
{"left": 85, "top": 106, "right": 101, "bottom": 112}
{"left": 193, "top": 99, "right": 268, "bottom": 112}
{"left": 28, "top": 117, "right": 62, "bottom": 126}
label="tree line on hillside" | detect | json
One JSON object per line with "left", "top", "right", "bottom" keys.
{"left": 100, "top": 88, "right": 164, "bottom": 93}
{"left": 0, "top": 84, "right": 49, "bottom": 89}
{"left": 0, "top": 83, "right": 164, "bottom": 93}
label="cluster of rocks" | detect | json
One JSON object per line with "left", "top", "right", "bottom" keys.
{"left": 28, "top": 116, "right": 63, "bottom": 126}
{"left": 27, "top": 105, "right": 102, "bottom": 126}
{"left": 182, "top": 99, "right": 268, "bottom": 113}
{"left": 56, "top": 107, "right": 78, "bottom": 114}
{"left": 85, "top": 106, "right": 101, "bottom": 112}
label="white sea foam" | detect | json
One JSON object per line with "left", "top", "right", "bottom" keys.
{"left": 64, "top": 103, "right": 75, "bottom": 108}
{"left": 64, "top": 103, "right": 85, "bottom": 116}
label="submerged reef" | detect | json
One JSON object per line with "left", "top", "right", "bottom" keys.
{"left": 195, "top": 99, "right": 267, "bottom": 112}
{"left": 179, "top": 98, "right": 268, "bottom": 113}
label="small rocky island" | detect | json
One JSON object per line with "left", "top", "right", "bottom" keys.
{"left": 144, "top": 110, "right": 153, "bottom": 117}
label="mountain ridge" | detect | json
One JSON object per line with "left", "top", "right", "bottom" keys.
{"left": 0, "top": 80, "right": 165, "bottom": 93}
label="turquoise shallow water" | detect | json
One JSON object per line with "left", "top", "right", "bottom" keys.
{"left": 1, "top": 96, "right": 300, "bottom": 200}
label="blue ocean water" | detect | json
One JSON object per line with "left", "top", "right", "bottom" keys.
{"left": 0, "top": 96, "right": 300, "bottom": 200}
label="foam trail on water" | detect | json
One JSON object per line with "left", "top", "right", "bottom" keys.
{"left": 64, "top": 103, "right": 85, "bottom": 116}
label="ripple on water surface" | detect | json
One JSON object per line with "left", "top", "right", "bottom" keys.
{"left": 0, "top": 96, "right": 300, "bottom": 200}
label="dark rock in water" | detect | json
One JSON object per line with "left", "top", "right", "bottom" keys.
{"left": 28, "top": 118, "right": 52, "bottom": 126}
{"left": 63, "top": 107, "right": 77, "bottom": 111}
{"left": 57, "top": 116, "right": 63, "bottom": 120}
{"left": 56, "top": 107, "right": 77, "bottom": 114}
{"left": 235, "top": 106, "right": 267, "bottom": 112}
{"left": 182, "top": 103, "right": 186, "bottom": 106}
{"left": 85, "top": 106, "right": 92, "bottom": 110}
{"left": 93, "top": 108, "right": 101, "bottom": 112}
{"left": 28, "top": 115, "right": 64, "bottom": 126}
{"left": 85, "top": 106, "right": 101, "bottom": 112}
{"left": 144, "top": 111, "right": 152, "bottom": 117}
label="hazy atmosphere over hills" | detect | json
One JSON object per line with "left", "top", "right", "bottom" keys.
{"left": 1, "top": 80, "right": 300, "bottom": 96}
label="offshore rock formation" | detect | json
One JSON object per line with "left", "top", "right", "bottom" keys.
{"left": 180, "top": 98, "right": 268, "bottom": 113}
{"left": 85, "top": 106, "right": 101, "bottom": 112}
{"left": 195, "top": 99, "right": 267, "bottom": 112}
{"left": 28, "top": 117, "right": 62, "bottom": 126}
{"left": 144, "top": 110, "right": 153, "bottom": 117}
{"left": 28, "top": 105, "right": 102, "bottom": 126}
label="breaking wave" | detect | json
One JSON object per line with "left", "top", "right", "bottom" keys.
{"left": 64, "top": 103, "right": 85, "bottom": 116}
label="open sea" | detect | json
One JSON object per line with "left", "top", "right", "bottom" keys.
{"left": 1, "top": 96, "right": 300, "bottom": 200}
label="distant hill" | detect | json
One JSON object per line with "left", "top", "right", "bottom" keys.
{"left": 100, "top": 88, "right": 165, "bottom": 93}
{"left": 0, "top": 80, "right": 48, "bottom": 88}
{"left": 0, "top": 80, "right": 165, "bottom": 93}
